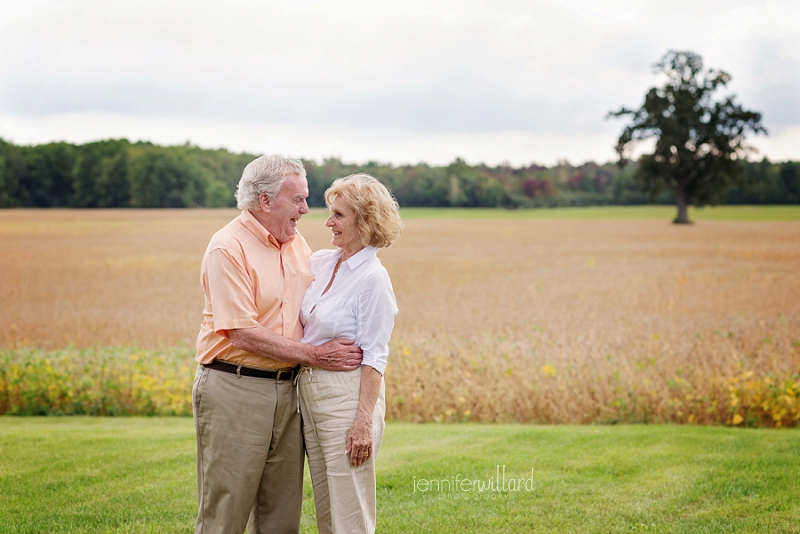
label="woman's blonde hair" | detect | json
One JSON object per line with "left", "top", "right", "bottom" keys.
{"left": 325, "top": 174, "right": 403, "bottom": 248}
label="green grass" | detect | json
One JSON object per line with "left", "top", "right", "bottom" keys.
{"left": 0, "top": 417, "right": 195, "bottom": 534}
{"left": 1, "top": 418, "right": 798, "bottom": 533}
{"left": 388, "top": 205, "right": 800, "bottom": 221}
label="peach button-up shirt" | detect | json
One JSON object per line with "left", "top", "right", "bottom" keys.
{"left": 195, "top": 209, "right": 314, "bottom": 370}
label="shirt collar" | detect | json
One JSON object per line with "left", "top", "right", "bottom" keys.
{"left": 240, "top": 209, "right": 286, "bottom": 249}
{"left": 341, "top": 246, "right": 378, "bottom": 270}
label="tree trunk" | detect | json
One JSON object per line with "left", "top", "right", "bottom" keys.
{"left": 673, "top": 188, "right": 690, "bottom": 224}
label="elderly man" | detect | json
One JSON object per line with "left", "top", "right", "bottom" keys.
{"left": 193, "top": 155, "right": 362, "bottom": 534}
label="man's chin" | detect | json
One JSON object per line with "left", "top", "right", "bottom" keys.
{"left": 277, "top": 229, "right": 297, "bottom": 244}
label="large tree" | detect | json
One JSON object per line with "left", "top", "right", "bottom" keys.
{"left": 609, "top": 51, "right": 766, "bottom": 223}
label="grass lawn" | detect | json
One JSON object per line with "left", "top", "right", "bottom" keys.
{"left": 1, "top": 418, "right": 798, "bottom": 533}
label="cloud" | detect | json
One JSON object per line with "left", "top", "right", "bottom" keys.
{"left": 0, "top": 0, "right": 797, "bottom": 163}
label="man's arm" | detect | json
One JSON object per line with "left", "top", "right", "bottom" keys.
{"left": 228, "top": 326, "right": 362, "bottom": 371}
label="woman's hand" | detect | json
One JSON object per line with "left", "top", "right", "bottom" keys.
{"left": 346, "top": 365, "right": 382, "bottom": 467}
{"left": 345, "top": 415, "right": 373, "bottom": 467}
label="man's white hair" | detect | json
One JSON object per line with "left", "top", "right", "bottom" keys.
{"left": 235, "top": 155, "right": 306, "bottom": 210}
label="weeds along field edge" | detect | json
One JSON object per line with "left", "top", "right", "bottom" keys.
{"left": 0, "top": 346, "right": 195, "bottom": 416}
{"left": 1, "top": 343, "right": 798, "bottom": 427}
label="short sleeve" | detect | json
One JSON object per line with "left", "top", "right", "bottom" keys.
{"left": 356, "top": 269, "right": 398, "bottom": 375}
{"left": 203, "top": 247, "right": 260, "bottom": 334}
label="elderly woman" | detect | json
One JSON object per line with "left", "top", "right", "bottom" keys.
{"left": 298, "top": 173, "right": 402, "bottom": 534}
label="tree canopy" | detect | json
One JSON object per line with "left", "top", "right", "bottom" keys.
{"left": 0, "top": 136, "right": 796, "bottom": 211}
{"left": 609, "top": 50, "right": 767, "bottom": 223}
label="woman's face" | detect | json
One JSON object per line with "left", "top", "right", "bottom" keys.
{"left": 326, "top": 196, "right": 363, "bottom": 254}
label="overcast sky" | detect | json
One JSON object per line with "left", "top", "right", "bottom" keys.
{"left": 1, "top": 0, "right": 798, "bottom": 166}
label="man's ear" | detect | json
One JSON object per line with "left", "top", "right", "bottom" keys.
{"left": 258, "top": 192, "right": 271, "bottom": 212}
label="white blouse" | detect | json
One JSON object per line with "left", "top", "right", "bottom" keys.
{"left": 300, "top": 246, "right": 398, "bottom": 375}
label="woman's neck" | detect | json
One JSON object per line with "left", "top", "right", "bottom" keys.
{"left": 340, "top": 244, "right": 365, "bottom": 262}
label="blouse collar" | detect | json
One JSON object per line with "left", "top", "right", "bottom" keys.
{"left": 340, "top": 246, "right": 378, "bottom": 271}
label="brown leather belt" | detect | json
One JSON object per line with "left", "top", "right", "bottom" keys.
{"left": 203, "top": 360, "right": 300, "bottom": 381}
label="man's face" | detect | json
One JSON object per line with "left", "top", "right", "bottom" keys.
{"left": 264, "top": 173, "right": 309, "bottom": 244}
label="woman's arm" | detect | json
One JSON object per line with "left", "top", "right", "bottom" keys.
{"left": 345, "top": 365, "right": 382, "bottom": 467}
{"left": 346, "top": 265, "right": 397, "bottom": 467}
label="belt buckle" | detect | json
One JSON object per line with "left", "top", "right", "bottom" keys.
{"left": 276, "top": 368, "right": 291, "bottom": 381}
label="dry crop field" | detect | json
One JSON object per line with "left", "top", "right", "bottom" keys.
{"left": 1, "top": 208, "right": 798, "bottom": 426}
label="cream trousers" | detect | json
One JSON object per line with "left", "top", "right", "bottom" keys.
{"left": 298, "top": 367, "right": 386, "bottom": 534}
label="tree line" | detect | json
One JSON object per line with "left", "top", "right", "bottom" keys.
{"left": 0, "top": 137, "right": 797, "bottom": 209}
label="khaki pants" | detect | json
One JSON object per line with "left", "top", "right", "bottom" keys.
{"left": 298, "top": 367, "right": 386, "bottom": 534}
{"left": 193, "top": 364, "right": 303, "bottom": 534}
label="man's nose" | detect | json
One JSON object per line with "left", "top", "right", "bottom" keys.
{"left": 300, "top": 199, "right": 309, "bottom": 214}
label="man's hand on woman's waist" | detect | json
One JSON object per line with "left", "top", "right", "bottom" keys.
{"left": 228, "top": 326, "right": 362, "bottom": 371}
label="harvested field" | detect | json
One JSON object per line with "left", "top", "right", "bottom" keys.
{"left": 1, "top": 208, "right": 798, "bottom": 425}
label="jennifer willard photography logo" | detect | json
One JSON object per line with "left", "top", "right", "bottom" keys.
{"left": 412, "top": 465, "right": 536, "bottom": 500}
